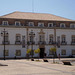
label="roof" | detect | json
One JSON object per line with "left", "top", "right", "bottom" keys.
{"left": 0, "top": 11, "right": 74, "bottom": 21}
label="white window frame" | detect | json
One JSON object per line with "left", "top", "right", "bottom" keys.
{"left": 70, "top": 24, "right": 75, "bottom": 28}
{"left": 48, "top": 23, "right": 53, "bottom": 27}
{"left": 2, "top": 21, "right": 8, "bottom": 25}
{"left": 15, "top": 21, "right": 21, "bottom": 26}
{"left": 29, "top": 22, "right": 34, "bottom": 26}
{"left": 60, "top": 23, "right": 66, "bottom": 28}
{"left": 38, "top": 23, "right": 44, "bottom": 27}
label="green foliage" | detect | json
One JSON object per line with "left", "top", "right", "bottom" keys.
{"left": 26, "top": 49, "right": 31, "bottom": 54}
{"left": 34, "top": 48, "right": 40, "bottom": 53}
{"left": 50, "top": 47, "right": 56, "bottom": 52}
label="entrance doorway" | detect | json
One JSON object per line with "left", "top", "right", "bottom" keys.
{"left": 40, "top": 48, "right": 45, "bottom": 58}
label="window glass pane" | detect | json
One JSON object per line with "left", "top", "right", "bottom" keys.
{"left": 4, "top": 50, "right": 9, "bottom": 56}
{"left": 49, "top": 50, "right": 54, "bottom": 55}
{"left": 16, "top": 35, "right": 21, "bottom": 41}
{"left": 16, "top": 50, "right": 21, "bottom": 56}
{"left": 72, "top": 50, "right": 75, "bottom": 55}
{"left": 15, "top": 22, "right": 20, "bottom": 26}
{"left": 61, "top": 50, "right": 66, "bottom": 55}
{"left": 3, "top": 21, "right": 8, "bottom": 25}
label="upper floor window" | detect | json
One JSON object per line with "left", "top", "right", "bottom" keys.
{"left": 61, "top": 35, "right": 66, "bottom": 43}
{"left": 38, "top": 23, "right": 44, "bottom": 27}
{"left": 29, "top": 22, "right": 34, "bottom": 26}
{"left": 39, "top": 34, "right": 45, "bottom": 42}
{"left": 71, "top": 35, "right": 75, "bottom": 43}
{"left": 48, "top": 23, "right": 53, "bottom": 27}
{"left": 70, "top": 24, "right": 75, "bottom": 28}
{"left": 60, "top": 23, "right": 66, "bottom": 28}
{"left": 15, "top": 21, "right": 21, "bottom": 26}
{"left": 2, "top": 21, "right": 8, "bottom": 25}
{"left": 49, "top": 34, "right": 53, "bottom": 42}
{"left": 16, "top": 34, "right": 21, "bottom": 42}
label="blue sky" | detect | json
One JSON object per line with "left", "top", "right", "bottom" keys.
{"left": 0, "top": 0, "right": 75, "bottom": 20}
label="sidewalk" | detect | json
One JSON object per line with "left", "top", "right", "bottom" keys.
{"left": 0, "top": 58, "right": 75, "bottom": 75}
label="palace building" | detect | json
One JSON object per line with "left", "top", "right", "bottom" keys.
{"left": 0, "top": 11, "right": 75, "bottom": 59}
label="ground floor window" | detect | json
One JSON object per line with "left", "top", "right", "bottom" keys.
{"left": 4, "top": 50, "right": 9, "bottom": 56}
{"left": 16, "top": 50, "right": 21, "bottom": 56}
{"left": 49, "top": 50, "right": 54, "bottom": 55}
{"left": 30, "top": 50, "right": 34, "bottom": 56}
{"left": 72, "top": 50, "right": 75, "bottom": 55}
{"left": 61, "top": 50, "right": 66, "bottom": 55}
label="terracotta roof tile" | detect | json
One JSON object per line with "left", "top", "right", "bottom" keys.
{"left": 0, "top": 11, "right": 74, "bottom": 21}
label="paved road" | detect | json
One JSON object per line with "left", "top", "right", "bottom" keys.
{"left": 0, "top": 59, "right": 75, "bottom": 75}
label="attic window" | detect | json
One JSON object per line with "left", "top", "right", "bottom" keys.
{"left": 38, "top": 23, "right": 44, "bottom": 27}
{"left": 70, "top": 24, "right": 75, "bottom": 28}
{"left": 29, "top": 22, "right": 34, "bottom": 26}
{"left": 2, "top": 21, "right": 8, "bottom": 25}
{"left": 15, "top": 21, "right": 21, "bottom": 26}
{"left": 60, "top": 23, "right": 66, "bottom": 28}
{"left": 48, "top": 23, "right": 53, "bottom": 27}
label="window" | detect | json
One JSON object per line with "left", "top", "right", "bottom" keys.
{"left": 61, "top": 35, "right": 66, "bottom": 43}
{"left": 16, "top": 50, "right": 21, "bottom": 56}
{"left": 71, "top": 35, "right": 75, "bottom": 43}
{"left": 70, "top": 24, "right": 75, "bottom": 28}
{"left": 49, "top": 50, "right": 54, "bottom": 55}
{"left": 30, "top": 36, "right": 33, "bottom": 42}
{"left": 61, "top": 50, "right": 66, "bottom": 55}
{"left": 16, "top": 34, "right": 21, "bottom": 41}
{"left": 2, "top": 21, "right": 8, "bottom": 25}
{"left": 49, "top": 34, "right": 53, "bottom": 42}
{"left": 4, "top": 50, "right": 9, "bottom": 56}
{"left": 29, "top": 31, "right": 35, "bottom": 42}
{"left": 72, "top": 50, "right": 75, "bottom": 55}
{"left": 2, "top": 33, "right": 8, "bottom": 42}
{"left": 15, "top": 21, "right": 21, "bottom": 26}
{"left": 60, "top": 23, "right": 65, "bottom": 28}
{"left": 48, "top": 23, "right": 53, "bottom": 27}
{"left": 29, "top": 22, "right": 34, "bottom": 26}
{"left": 22, "top": 36, "right": 25, "bottom": 48}
{"left": 38, "top": 23, "right": 44, "bottom": 27}
{"left": 39, "top": 34, "right": 44, "bottom": 42}
{"left": 30, "top": 50, "right": 34, "bottom": 55}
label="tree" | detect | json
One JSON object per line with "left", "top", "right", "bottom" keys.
{"left": 34, "top": 48, "right": 40, "bottom": 60}
{"left": 26, "top": 49, "right": 31, "bottom": 59}
{"left": 50, "top": 47, "right": 56, "bottom": 63}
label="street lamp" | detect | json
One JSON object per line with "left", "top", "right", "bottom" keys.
{"left": 29, "top": 30, "right": 35, "bottom": 58}
{"left": 1, "top": 29, "right": 8, "bottom": 60}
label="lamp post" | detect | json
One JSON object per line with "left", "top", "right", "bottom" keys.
{"left": 29, "top": 30, "right": 35, "bottom": 58}
{"left": 1, "top": 29, "right": 8, "bottom": 60}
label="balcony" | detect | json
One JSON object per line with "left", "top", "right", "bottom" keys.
{"left": 38, "top": 41, "right": 46, "bottom": 45}
{"left": 2, "top": 41, "right": 10, "bottom": 45}
{"left": 27, "top": 41, "right": 35, "bottom": 45}
{"left": 61, "top": 41, "right": 67, "bottom": 45}
{"left": 71, "top": 42, "right": 75, "bottom": 45}
{"left": 15, "top": 41, "right": 21, "bottom": 45}
{"left": 49, "top": 41, "right": 54, "bottom": 45}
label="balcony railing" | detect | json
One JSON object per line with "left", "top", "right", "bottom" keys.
{"left": 15, "top": 41, "right": 21, "bottom": 45}
{"left": 38, "top": 41, "right": 46, "bottom": 45}
{"left": 27, "top": 41, "right": 35, "bottom": 45}
{"left": 71, "top": 42, "right": 75, "bottom": 45}
{"left": 2, "top": 41, "right": 10, "bottom": 45}
{"left": 61, "top": 41, "right": 67, "bottom": 45}
{"left": 49, "top": 41, "right": 54, "bottom": 45}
